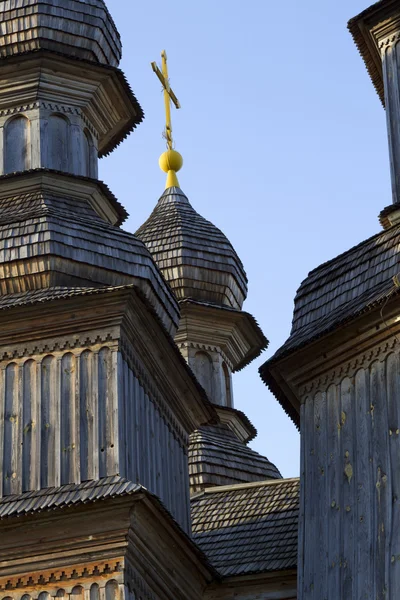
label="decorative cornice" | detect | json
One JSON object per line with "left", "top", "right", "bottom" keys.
{"left": 298, "top": 336, "right": 398, "bottom": 397}
{"left": 0, "top": 560, "right": 123, "bottom": 593}
{"left": 379, "top": 31, "right": 400, "bottom": 51}
{"left": 0, "top": 331, "right": 117, "bottom": 363}
{"left": 177, "top": 341, "right": 233, "bottom": 370}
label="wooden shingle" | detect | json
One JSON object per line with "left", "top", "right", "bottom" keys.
{"left": 191, "top": 478, "right": 299, "bottom": 577}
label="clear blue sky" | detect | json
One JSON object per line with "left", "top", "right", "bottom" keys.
{"left": 101, "top": 0, "right": 391, "bottom": 478}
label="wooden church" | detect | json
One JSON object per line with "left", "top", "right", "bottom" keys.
{"left": 0, "top": 0, "right": 398, "bottom": 599}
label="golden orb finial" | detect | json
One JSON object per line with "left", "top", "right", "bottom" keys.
{"left": 159, "top": 149, "right": 183, "bottom": 188}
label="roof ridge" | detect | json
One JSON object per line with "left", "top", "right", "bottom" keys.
{"left": 304, "top": 222, "right": 400, "bottom": 279}
{"left": 191, "top": 477, "right": 300, "bottom": 498}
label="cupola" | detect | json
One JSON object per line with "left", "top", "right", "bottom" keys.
{"left": 0, "top": 0, "right": 121, "bottom": 66}
{"left": 136, "top": 181, "right": 248, "bottom": 310}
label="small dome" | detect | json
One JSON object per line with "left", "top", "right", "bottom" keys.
{"left": 136, "top": 187, "right": 248, "bottom": 310}
{"left": 0, "top": 0, "right": 122, "bottom": 67}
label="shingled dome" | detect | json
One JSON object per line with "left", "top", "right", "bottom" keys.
{"left": 136, "top": 187, "right": 248, "bottom": 310}
{"left": 0, "top": 0, "right": 122, "bottom": 67}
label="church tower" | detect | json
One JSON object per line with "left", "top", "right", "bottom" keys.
{"left": 136, "top": 52, "right": 281, "bottom": 493}
{"left": 0, "top": 3, "right": 218, "bottom": 599}
{"left": 261, "top": 0, "right": 400, "bottom": 598}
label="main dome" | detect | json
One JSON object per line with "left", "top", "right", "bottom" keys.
{"left": 0, "top": 0, "right": 122, "bottom": 66}
{"left": 135, "top": 186, "right": 248, "bottom": 310}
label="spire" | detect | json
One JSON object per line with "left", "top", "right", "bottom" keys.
{"left": 151, "top": 50, "right": 183, "bottom": 189}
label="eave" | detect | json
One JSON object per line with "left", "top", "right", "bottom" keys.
{"left": 0, "top": 49, "right": 144, "bottom": 158}
{"left": 348, "top": 0, "right": 399, "bottom": 106}
{"left": 176, "top": 299, "right": 268, "bottom": 372}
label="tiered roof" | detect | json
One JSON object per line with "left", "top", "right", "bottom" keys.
{"left": 191, "top": 478, "right": 299, "bottom": 577}
{"left": 189, "top": 424, "right": 281, "bottom": 494}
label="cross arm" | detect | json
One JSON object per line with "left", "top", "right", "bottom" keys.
{"left": 151, "top": 62, "right": 181, "bottom": 110}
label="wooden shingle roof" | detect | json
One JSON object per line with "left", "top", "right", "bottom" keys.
{"left": 0, "top": 0, "right": 122, "bottom": 67}
{"left": 260, "top": 223, "right": 400, "bottom": 426}
{"left": 136, "top": 187, "right": 248, "bottom": 310}
{"left": 189, "top": 424, "right": 281, "bottom": 494}
{"left": 191, "top": 478, "right": 299, "bottom": 577}
{"left": 0, "top": 476, "right": 142, "bottom": 519}
{"left": 267, "top": 223, "right": 400, "bottom": 362}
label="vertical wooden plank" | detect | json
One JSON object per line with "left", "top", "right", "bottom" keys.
{"left": 155, "top": 404, "right": 162, "bottom": 497}
{"left": 40, "top": 355, "right": 59, "bottom": 488}
{"left": 354, "top": 367, "right": 373, "bottom": 600}
{"left": 386, "top": 352, "right": 400, "bottom": 596}
{"left": 149, "top": 399, "right": 156, "bottom": 492}
{"left": 159, "top": 411, "right": 167, "bottom": 510}
{"left": 298, "top": 402, "right": 306, "bottom": 599}
{"left": 110, "top": 349, "right": 119, "bottom": 475}
{"left": 79, "top": 350, "right": 89, "bottom": 482}
{"left": 60, "top": 353, "right": 77, "bottom": 484}
{"left": 47, "top": 114, "right": 69, "bottom": 172}
{"left": 98, "top": 347, "right": 109, "bottom": 478}
{"left": 74, "top": 350, "right": 81, "bottom": 484}
{"left": 134, "top": 377, "right": 141, "bottom": 484}
{"left": 15, "top": 363, "right": 23, "bottom": 494}
{"left": 169, "top": 428, "right": 176, "bottom": 519}
{"left": 183, "top": 445, "right": 191, "bottom": 534}
{"left": 80, "top": 350, "right": 96, "bottom": 481}
{"left": 22, "top": 360, "right": 37, "bottom": 492}
{"left": 35, "top": 358, "right": 41, "bottom": 490}
{"left": 370, "top": 360, "right": 391, "bottom": 600}
{"left": 71, "top": 123, "right": 84, "bottom": 176}
{"left": 313, "top": 390, "right": 328, "bottom": 599}
{"left": 54, "top": 356, "right": 61, "bottom": 488}
{"left": 128, "top": 366, "right": 137, "bottom": 483}
{"left": 139, "top": 386, "right": 146, "bottom": 487}
{"left": 0, "top": 365, "right": 5, "bottom": 497}
{"left": 3, "top": 363, "right": 20, "bottom": 495}
{"left": 4, "top": 116, "right": 31, "bottom": 174}
{"left": 117, "top": 353, "right": 127, "bottom": 479}
{"left": 92, "top": 350, "right": 99, "bottom": 480}
{"left": 40, "top": 356, "right": 51, "bottom": 488}
{"left": 303, "top": 395, "right": 315, "bottom": 597}
{"left": 340, "top": 377, "right": 355, "bottom": 600}
{"left": 326, "top": 383, "right": 341, "bottom": 600}
{"left": 143, "top": 392, "right": 150, "bottom": 489}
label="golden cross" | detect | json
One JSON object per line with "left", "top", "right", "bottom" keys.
{"left": 151, "top": 50, "right": 181, "bottom": 151}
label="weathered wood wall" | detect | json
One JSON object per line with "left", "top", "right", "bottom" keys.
{"left": 0, "top": 346, "right": 190, "bottom": 531}
{"left": 298, "top": 345, "right": 400, "bottom": 599}
{"left": 119, "top": 357, "right": 191, "bottom": 532}
{"left": 0, "top": 106, "right": 99, "bottom": 178}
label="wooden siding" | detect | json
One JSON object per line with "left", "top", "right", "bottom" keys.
{"left": 119, "top": 357, "right": 190, "bottom": 531}
{"left": 0, "top": 348, "right": 190, "bottom": 532}
{"left": 299, "top": 349, "right": 400, "bottom": 599}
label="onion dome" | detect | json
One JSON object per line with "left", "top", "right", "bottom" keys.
{"left": 189, "top": 424, "right": 281, "bottom": 494}
{"left": 0, "top": 0, "right": 121, "bottom": 66}
{"left": 136, "top": 152, "right": 248, "bottom": 309}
